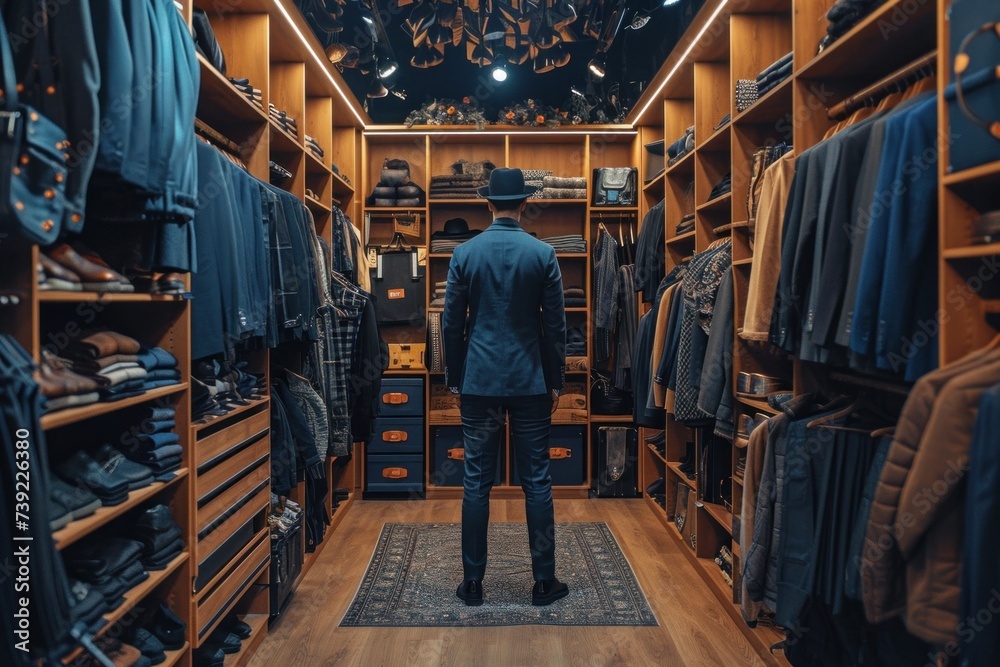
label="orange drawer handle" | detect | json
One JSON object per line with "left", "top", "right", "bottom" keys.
{"left": 382, "top": 467, "right": 408, "bottom": 479}
{"left": 383, "top": 392, "right": 409, "bottom": 405}
{"left": 383, "top": 430, "right": 408, "bottom": 442}
{"left": 550, "top": 447, "right": 573, "bottom": 460}
{"left": 447, "top": 448, "right": 465, "bottom": 461}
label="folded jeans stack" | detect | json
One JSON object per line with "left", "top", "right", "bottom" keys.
{"left": 541, "top": 175, "right": 586, "bottom": 199}
{"left": 268, "top": 103, "right": 298, "bottom": 136}
{"left": 667, "top": 127, "right": 695, "bottom": 166}
{"left": 305, "top": 134, "right": 324, "bottom": 160}
{"left": 564, "top": 286, "right": 586, "bottom": 308}
{"left": 755, "top": 52, "right": 793, "bottom": 98}
{"left": 708, "top": 171, "right": 732, "bottom": 201}
{"left": 65, "top": 537, "right": 149, "bottom": 608}
{"left": 48, "top": 477, "right": 103, "bottom": 531}
{"left": 133, "top": 504, "right": 185, "bottom": 570}
{"left": 429, "top": 159, "right": 497, "bottom": 199}
{"left": 229, "top": 76, "right": 263, "bottom": 109}
{"left": 819, "top": 0, "right": 886, "bottom": 51}
{"left": 121, "top": 406, "right": 184, "bottom": 477}
{"left": 58, "top": 329, "right": 145, "bottom": 403}
{"left": 676, "top": 212, "right": 695, "bottom": 235}
{"left": 540, "top": 234, "right": 586, "bottom": 253}
{"left": 136, "top": 347, "right": 181, "bottom": 391}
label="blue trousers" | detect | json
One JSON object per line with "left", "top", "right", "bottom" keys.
{"left": 460, "top": 395, "right": 555, "bottom": 581}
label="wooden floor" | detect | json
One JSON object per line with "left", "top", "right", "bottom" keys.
{"left": 248, "top": 499, "right": 771, "bottom": 667}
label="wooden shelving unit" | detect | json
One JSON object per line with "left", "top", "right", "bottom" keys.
{"left": 41, "top": 383, "right": 188, "bottom": 430}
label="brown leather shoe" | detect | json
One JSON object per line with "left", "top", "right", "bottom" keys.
{"left": 153, "top": 272, "right": 186, "bottom": 295}
{"left": 38, "top": 253, "right": 82, "bottom": 291}
{"left": 71, "top": 242, "right": 135, "bottom": 292}
{"left": 36, "top": 350, "right": 103, "bottom": 398}
{"left": 46, "top": 244, "right": 133, "bottom": 293}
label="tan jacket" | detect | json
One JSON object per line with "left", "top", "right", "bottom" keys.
{"left": 740, "top": 419, "right": 771, "bottom": 623}
{"left": 862, "top": 346, "right": 1000, "bottom": 644}
{"left": 741, "top": 151, "right": 795, "bottom": 341}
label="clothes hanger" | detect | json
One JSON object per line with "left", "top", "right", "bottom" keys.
{"left": 806, "top": 391, "right": 895, "bottom": 433}
{"left": 902, "top": 72, "right": 936, "bottom": 100}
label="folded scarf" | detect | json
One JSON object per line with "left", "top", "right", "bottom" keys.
{"left": 541, "top": 188, "right": 587, "bottom": 199}
{"left": 542, "top": 176, "right": 587, "bottom": 189}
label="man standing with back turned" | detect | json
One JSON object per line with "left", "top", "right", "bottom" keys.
{"left": 443, "top": 168, "right": 569, "bottom": 607}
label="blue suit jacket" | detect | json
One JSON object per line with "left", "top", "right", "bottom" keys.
{"left": 443, "top": 218, "right": 566, "bottom": 396}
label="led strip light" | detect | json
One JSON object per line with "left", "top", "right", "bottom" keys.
{"left": 365, "top": 129, "right": 638, "bottom": 136}
{"left": 629, "top": 0, "right": 729, "bottom": 126}
{"left": 273, "top": 0, "right": 369, "bottom": 128}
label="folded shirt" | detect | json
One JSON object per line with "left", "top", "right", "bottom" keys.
{"left": 101, "top": 379, "right": 145, "bottom": 397}
{"left": 66, "top": 330, "right": 142, "bottom": 360}
{"left": 71, "top": 353, "right": 140, "bottom": 373}
{"left": 100, "top": 366, "right": 149, "bottom": 387}
{"left": 136, "top": 347, "right": 178, "bottom": 371}
{"left": 134, "top": 431, "right": 181, "bottom": 449}
{"left": 98, "top": 361, "right": 142, "bottom": 376}
{"left": 145, "top": 368, "right": 181, "bottom": 382}
{"left": 46, "top": 392, "right": 100, "bottom": 411}
{"left": 145, "top": 456, "right": 182, "bottom": 475}
{"left": 138, "top": 444, "right": 184, "bottom": 462}
{"left": 541, "top": 187, "right": 587, "bottom": 200}
{"left": 143, "top": 379, "right": 181, "bottom": 390}
{"left": 542, "top": 175, "right": 587, "bottom": 189}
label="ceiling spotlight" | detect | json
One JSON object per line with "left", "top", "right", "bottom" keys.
{"left": 663, "top": 0, "right": 681, "bottom": 5}
{"left": 471, "top": 42, "right": 492, "bottom": 66}
{"left": 361, "top": 13, "right": 374, "bottom": 25}
{"left": 491, "top": 60, "right": 508, "bottom": 82}
{"left": 588, "top": 52, "right": 607, "bottom": 80}
{"left": 391, "top": 89, "right": 407, "bottom": 100}
{"left": 367, "top": 77, "right": 388, "bottom": 98}
{"left": 570, "top": 85, "right": 585, "bottom": 98}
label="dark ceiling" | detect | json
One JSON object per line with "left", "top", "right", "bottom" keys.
{"left": 296, "top": 0, "right": 706, "bottom": 124}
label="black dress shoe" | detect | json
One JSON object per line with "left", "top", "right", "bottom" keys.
{"left": 92, "top": 443, "right": 155, "bottom": 490}
{"left": 136, "top": 504, "right": 175, "bottom": 533}
{"left": 456, "top": 579, "right": 483, "bottom": 606}
{"left": 205, "top": 631, "right": 242, "bottom": 654}
{"left": 145, "top": 602, "right": 186, "bottom": 651}
{"left": 643, "top": 431, "right": 665, "bottom": 445}
{"left": 532, "top": 579, "right": 569, "bottom": 606}
{"left": 221, "top": 615, "right": 253, "bottom": 640}
{"left": 193, "top": 646, "right": 226, "bottom": 667}
{"left": 645, "top": 477, "right": 665, "bottom": 496}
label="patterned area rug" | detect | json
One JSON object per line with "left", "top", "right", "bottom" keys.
{"left": 340, "top": 522, "right": 657, "bottom": 627}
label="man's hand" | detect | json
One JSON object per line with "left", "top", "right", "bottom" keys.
{"left": 551, "top": 389, "right": 559, "bottom": 414}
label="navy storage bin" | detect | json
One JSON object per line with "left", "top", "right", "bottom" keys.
{"left": 368, "top": 417, "right": 424, "bottom": 454}
{"left": 366, "top": 454, "right": 424, "bottom": 494}
{"left": 510, "top": 425, "right": 585, "bottom": 487}
{"left": 378, "top": 378, "right": 424, "bottom": 417}
{"left": 431, "top": 426, "right": 505, "bottom": 487}
{"left": 946, "top": 1, "right": 1000, "bottom": 173}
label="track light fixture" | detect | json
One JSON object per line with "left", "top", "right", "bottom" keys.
{"left": 367, "top": 76, "right": 388, "bottom": 98}
{"left": 482, "top": 13, "right": 507, "bottom": 42}
{"left": 570, "top": 84, "right": 585, "bottom": 98}
{"left": 588, "top": 52, "right": 607, "bottom": 81}
{"left": 491, "top": 59, "right": 508, "bottom": 82}
{"left": 663, "top": 0, "right": 680, "bottom": 5}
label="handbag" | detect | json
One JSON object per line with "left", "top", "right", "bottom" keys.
{"left": 946, "top": 5, "right": 1000, "bottom": 173}
{"left": 590, "top": 370, "right": 633, "bottom": 415}
{"left": 0, "top": 8, "right": 70, "bottom": 246}
{"left": 369, "top": 245, "right": 426, "bottom": 326}
{"left": 592, "top": 167, "right": 637, "bottom": 206}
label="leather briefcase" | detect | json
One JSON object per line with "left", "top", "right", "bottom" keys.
{"left": 370, "top": 248, "right": 425, "bottom": 326}
{"left": 592, "top": 167, "right": 637, "bottom": 206}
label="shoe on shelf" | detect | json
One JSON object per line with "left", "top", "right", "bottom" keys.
{"left": 38, "top": 253, "right": 82, "bottom": 291}
{"left": 127, "top": 627, "right": 167, "bottom": 665}
{"left": 221, "top": 615, "right": 253, "bottom": 640}
{"left": 204, "top": 631, "right": 242, "bottom": 655}
{"left": 46, "top": 243, "right": 133, "bottom": 293}
{"left": 144, "top": 602, "right": 187, "bottom": 651}
{"left": 645, "top": 477, "right": 665, "bottom": 496}
{"left": 456, "top": 579, "right": 483, "bottom": 606}
{"left": 37, "top": 349, "right": 102, "bottom": 398}
{"left": 193, "top": 646, "right": 226, "bottom": 667}
{"left": 49, "top": 477, "right": 102, "bottom": 525}
{"left": 56, "top": 450, "right": 129, "bottom": 505}
{"left": 91, "top": 443, "right": 155, "bottom": 491}
{"left": 48, "top": 493, "right": 73, "bottom": 531}
{"left": 532, "top": 578, "right": 569, "bottom": 606}
{"left": 643, "top": 430, "right": 665, "bottom": 445}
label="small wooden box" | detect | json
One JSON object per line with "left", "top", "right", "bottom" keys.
{"left": 388, "top": 343, "right": 425, "bottom": 370}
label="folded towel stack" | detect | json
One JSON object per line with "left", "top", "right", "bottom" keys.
{"left": 523, "top": 169, "right": 552, "bottom": 199}
{"left": 541, "top": 235, "right": 586, "bottom": 253}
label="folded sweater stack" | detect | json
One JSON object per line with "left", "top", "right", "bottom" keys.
{"left": 430, "top": 281, "right": 447, "bottom": 308}
{"left": 756, "top": 52, "right": 793, "bottom": 97}
{"left": 367, "top": 158, "right": 426, "bottom": 207}
{"left": 429, "top": 159, "right": 496, "bottom": 199}
{"left": 541, "top": 175, "right": 587, "bottom": 200}
{"left": 564, "top": 286, "right": 586, "bottom": 308}
{"left": 541, "top": 235, "right": 586, "bottom": 253}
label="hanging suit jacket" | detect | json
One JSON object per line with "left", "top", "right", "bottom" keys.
{"left": 443, "top": 217, "right": 566, "bottom": 396}
{"left": 862, "top": 346, "right": 1000, "bottom": 645}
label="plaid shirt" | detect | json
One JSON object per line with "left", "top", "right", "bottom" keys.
{"left": 328, "top": 278, "right": 367, "bottom": 455}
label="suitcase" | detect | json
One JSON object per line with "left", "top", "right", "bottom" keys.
{"left": 595, "top": 426, "right": 639, "bottom": 497}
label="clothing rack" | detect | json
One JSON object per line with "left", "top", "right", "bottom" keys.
{"left": 828, "top": 371, "right": 912, "bottom": 396}
{"left": 195, "top": 118, "right": 243, "bottom": 155}
{"left": 827, "top": 51, "right": 937, "bottom": 120}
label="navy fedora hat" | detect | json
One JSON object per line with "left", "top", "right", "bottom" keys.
{"left": 477, "top": 167, "right": 538, "bottom": 201}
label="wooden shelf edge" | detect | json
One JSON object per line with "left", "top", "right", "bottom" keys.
{"left": 162, "top": 643, "right": 189, "bottom": 667}
{"left": 666, "top": 461, "right": 697, "bottom": 491}
{"left": 39, "top": 292, "right": 188, "bottom": 303}
{"left": 943, "top": 160, "right": 1000, "bottom": 187}
{"left": 268, "top": 117, "right": 303, "bottom": 151}
{"left": 54, "top": 469, "right": 189, "bottom": 550}
{"left": 665, "top": 150, "right": 696, "bottom": 175}
{"left": 732, "top": 257, "right": 754, "bottom": 267}
{"left": 732, "top": 77, "right": 794, "bottom": 126}
{"left": 942, "top": 242, "right": 1000, "bottom": 260}
{"left": 193, "top": 396, "right": 270, "bottom": 434}
{"left": 306, "top": 195, "right": 332, "bottom": 215}
{"left": 42, "top": 383, "right": 189, "bottom": 431}
{"left": 646, "top": 442, "right": 668, "bottom": 465}
{"left": 701, "top": 501, "right": 735, "bottom": 536}
{"left": 666, "top": 230, "right": 696, "bottom": 246}
{"left": 331, "top": 171, "right": 355, "bottom": 194}
{"left": 304, "top": 151, "right": 332, "bottom": 176}
{"left": 697, "top": 192, "right": 733, "bottom": 212}
{"left": 698, "top": 123, "right": 731, "bottom": 152}
{"left": 643, "top": 171, "right": 666, "bottom": 191}
{"left": 735, "top": 396, "right": 781, "bottom": 415}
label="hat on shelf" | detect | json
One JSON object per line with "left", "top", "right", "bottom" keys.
{"left": 431, "top": 217, "right": 482, "bottom": 239}
{"left": 477, "top": 168, "right": 538, "bottom": 201}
